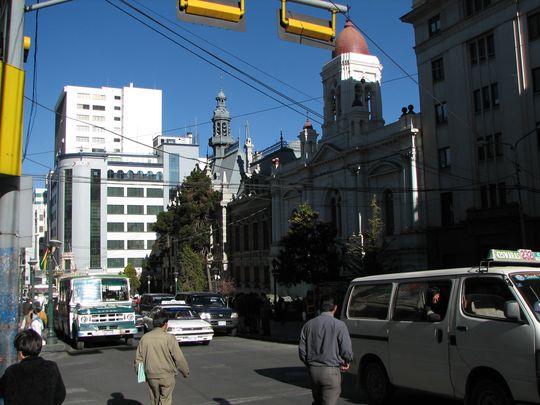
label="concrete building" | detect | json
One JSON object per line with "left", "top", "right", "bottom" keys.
{"left": 49, "top": 84, "right": 201, "bottom": 275}
{"left": 401, "top": 0, "right": 540, "bottom": 266}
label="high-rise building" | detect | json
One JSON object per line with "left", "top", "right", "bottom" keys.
{"left": 402, "top": 0, "right": 540, "bottom": 266}
{"left": 49, "top": 84, "right": 202, "bottom": 274}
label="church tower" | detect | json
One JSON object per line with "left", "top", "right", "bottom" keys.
{"left": 321, "top": 21, "right": 384, "bottom": 145}
{"left": 209, "top": 89, "right": 234, "bottom": 158}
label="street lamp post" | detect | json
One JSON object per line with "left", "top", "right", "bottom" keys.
{"left": 271, "top": 259, "right": 279, "bottom": 305}
{"left": 147, "top": 275, "right": 152, "bottom": 293}
{"left": 174, "top": 271, "right": 179, "bottom": 295}
{"left": 46, "top": 239, "right": 62, "bottom": 345}
{"left": 28, "top": 259, "right": 38, "bottom": 302}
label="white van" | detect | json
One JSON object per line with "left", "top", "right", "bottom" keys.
{"left": 340, "top": 249, "right": 540, "bottom": 405}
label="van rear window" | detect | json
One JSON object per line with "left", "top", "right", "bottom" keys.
{"left": 346, "top": 284, "right": 392, "bottom": 319}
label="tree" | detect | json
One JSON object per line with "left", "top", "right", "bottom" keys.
{"left": 276, "top": 202, "right": 341, "bottom": 286}
{"left": 123, "top": 263, "right": 140, "bottom": 296}
{"left": 363, "top": 195, "right": 385, "bottom": 275}
{"left": 152, "top": 167, "right": 221, "bottom": 291}
{"left": 178, "top": 245, "right": 207, "bottom": 292}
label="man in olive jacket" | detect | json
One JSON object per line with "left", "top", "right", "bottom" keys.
{"left": 135, "top": 310, "right": 189, "bottom": 405}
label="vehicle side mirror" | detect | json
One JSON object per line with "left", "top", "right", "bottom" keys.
{"left": 504, "top": 300, "right": 521, "bottom": 321}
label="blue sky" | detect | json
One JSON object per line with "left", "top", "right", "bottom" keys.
{"left": 21, "top": 0, "right": 419, "bottom": 187}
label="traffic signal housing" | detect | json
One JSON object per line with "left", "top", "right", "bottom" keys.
{"left": 177, "top": 0, "right": 246, "bottom": 31}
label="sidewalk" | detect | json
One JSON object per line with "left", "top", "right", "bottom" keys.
{"left": 238, "top": 320, "right": 303, "bottom": 344}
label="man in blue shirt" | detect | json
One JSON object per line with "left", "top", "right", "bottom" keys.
{"left": 299, "top": 295, "right": 353, "bottom": 405}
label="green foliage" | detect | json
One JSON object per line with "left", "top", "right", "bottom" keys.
{"left": 364, "top": 195, "right": 385, "bottom": 275}
{"left": 276, "top": 202, "right": 341, "bottom": 286}
{"left": 123, "top": 263, "right": 140, "bottom": 295}
{"left": 178, "top": 245, "right": 207, "bottom": 292}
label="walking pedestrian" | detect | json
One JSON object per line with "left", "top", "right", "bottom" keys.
{"left": 298, "top": 295, "right": 353, "bottom": 405}
{"left": 0, "top": 329, "right": 66, "bottom": 405}
{"left": 134, "top": 309, "right": 189, "bottom": 405}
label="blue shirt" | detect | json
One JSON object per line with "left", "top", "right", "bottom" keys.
{"left": 299, "top": 312, "right": 353, "bottom": 367}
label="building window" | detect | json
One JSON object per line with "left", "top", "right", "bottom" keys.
{"left": 107, "top": 240, "right": 124, "bottom": 250}
{"left": 127, "top": 222, "right": 144, "bottom": 232}
{"left": 431, "top": 57, "right": 444, "bottom": 82}
{"left": 147, "top": 240, "right": 155, "bottom": 250}
{"left": 465, "top": 0, "right": 492, "bottom": 17}
{"left": 468, "top": 32, "right": 495, "bottom": 65}
{"left": 114, "top": 117, "right": 121, "bottom": 121}
{"left": 77, "top": 93, "right": 90, "bottom": 100}
{"left": 107, "top": 187, "right": 124, "bottom": 197}
{"left": 93, "top": 127, "right": 104, "bottom": 133}
{"left": 473, "top": 82, "right": 499, "bottom": 112}
{"left": 147, "top": 205, "right": 163, "bottom": 215}
{"left": 92, "top": 105, "right": 105, "bottom": 111}
{"left": 435, "top": 102, "right": 448, "bottom": 124}
{"left": 77, "top": 104, "right": 90, "bottom": 110}
{"left": 92, "top": 137, "right": 105, "bottom": 143}
{"left": 438, "top": 147, "right": 451, "bottom": 168}
{"left": 147, "top": 188, "right": 163, "bottom": 198}
{"left": 127, "top": 240, "right": 145, "bottom": 250}
{"left": 107, "top": 222, "right": 124, "bottom": 232}
{"left": 127, "top": 205, "right": 144, "bottom": 215}
{"left": 90, "top": 169, "right": 101, "bottom": 268}
{"left": 107, "top": 205, "right": 124, "bottom": 215}
{"left": 383, "top": 190, "right": 394, "bottom": 236}
{"left": 128, "top": 258, "right": 144, "bottom": 267}
{"left": 243, "top": 224, "right": 249, "bottom": 251}
{"left": 528, "top": 10, "right": 540, "bottom": 41}
{"left": 92, "top": 116, "right": 105, "bottom": 122}
{"left": 127, "top": 187, "right": 144, "bottom": 197}
{"left": 532, "top": 67, "right": 540, "bottom": 93}
{"left": 76, "top": 114, "right": 89, "bottom": 121}
{"left": 107, "top": 258, "right": 125, "bottom": 268}
{"left": 263, "top": 221, "right": 269, "bottom": 249}
{"left": 114, "top": 106, "right": 121, "bottom": 111}
{"left": 480, "top": 182, "right": 506, "bottom": 208}
{"left": 440, "top": 192, "right": 454, "bottom": 226}
{"left": 252, "top": 223, "right": 259, "bottom": 250}
{"left": 428, "top": 14, "right": 441, "bottom": 36}
{"left": 76, "top": 136, "right": 89, "bottom": 142}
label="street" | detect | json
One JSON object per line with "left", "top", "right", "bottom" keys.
{"left": 41, "top": 334, "right": 461, "bottom": 405}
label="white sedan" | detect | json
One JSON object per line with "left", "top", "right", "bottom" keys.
{"left": 142, "top": 303, "right": 214, "bottom": 345}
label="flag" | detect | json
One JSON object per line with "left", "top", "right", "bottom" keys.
{"left": 40, "top": 247, "right": 49, "bottom": 270}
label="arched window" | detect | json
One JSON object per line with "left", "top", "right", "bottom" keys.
{"left": 383, "top": 189, "right": 394, "bottom": 236}
{"left": 127, "top": 170, "right": 134, "bottom": 180}
{"left": 147, "top": 171, "right": 154, "bottom": 180}
{"left": 221, "top": 122, "right": 228, "bottom": 137}
{"left": 329, "top": 189, "right": 342, "bottom": 236}
{"left": 107, "top": 170, "right": 114, "bottom": 179}
{"left": 117, "top": 170, "right": 124, "bottom": 179}
{"left": 156, "top": 171, "right": 163, "bottom": 181}
{"left": 353, "top": 84, "right": 363, "bottom": 107}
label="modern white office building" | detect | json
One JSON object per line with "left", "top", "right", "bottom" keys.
{"left": 48, "top": 84, "right": 202, "bottom": 274}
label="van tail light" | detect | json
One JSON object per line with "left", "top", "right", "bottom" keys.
{"left": 535, "top": 350, "right": 540, "bottom": 396}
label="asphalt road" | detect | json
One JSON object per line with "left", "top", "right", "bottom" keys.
{"left": 42, "top": 335, "right": 460, "bottom": 405}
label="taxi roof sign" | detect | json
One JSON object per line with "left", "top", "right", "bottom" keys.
{"left": 488, "top": 249, "right": 540, "bottom": 263}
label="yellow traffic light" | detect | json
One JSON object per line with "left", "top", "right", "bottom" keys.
{"left": 177, "top": 0, "right": 246, "bottom": 31}
{"left": 278, "top": 0, "right": 338, "bottom": 50}
{"left": 0, "top": 61, "right": 25, "bottom": 176}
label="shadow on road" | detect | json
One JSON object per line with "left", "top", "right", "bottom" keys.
{"left": 106, "top": 392, "right": 143, "bottom": 405}
{"left": 255, "top": 366, "right": 310, "bottom": 389}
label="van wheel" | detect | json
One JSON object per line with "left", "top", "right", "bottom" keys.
{"left": 469, "top": 378, "right": 513, "bottom": 405}
{"left": 362, "top": 361, "right": 393, "bottom": 405}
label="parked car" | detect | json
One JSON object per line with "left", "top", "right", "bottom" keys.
{"left": 174, "top": 292, "right": 238, "bottom": 336}
{"left": 141, "top": 302, "right": 214, "bottom": 345}
{"left": 136, "top": 293, "right": 174, "bottom": 315}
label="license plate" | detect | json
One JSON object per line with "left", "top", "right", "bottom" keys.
{"left": 103, "top": 330, "right": 115, "bottom": 335}
{"left": 218, "top": 321, "right": 226, "bottom": 326}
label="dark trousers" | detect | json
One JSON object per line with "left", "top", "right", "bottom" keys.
{"left": 308, "top": 366, "right": 341, "bottom": 405}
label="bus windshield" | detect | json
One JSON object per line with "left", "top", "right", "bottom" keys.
{"left": 510, "top": 272, "right": 540, "bottom": 321}
{"left": 72, "top": 278, "right": 129, "bottom": 304}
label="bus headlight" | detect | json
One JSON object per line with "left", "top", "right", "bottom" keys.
{"left": 79, "top": 316, "right": 89, "bottom": 324}
{"left": 125, "top": 313, "right": 135, "bottom": 321}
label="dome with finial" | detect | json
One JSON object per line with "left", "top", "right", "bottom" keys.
{"left": 334, "top": 20, "right": 369, "bottom": 57}
{"left": 303, "top": 118, "right": 313, "bottom": 130}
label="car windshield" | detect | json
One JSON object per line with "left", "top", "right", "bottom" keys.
{"left": 191, "top": 296, "right": 226, "bottom": 307}
{"left": 510, "top": 272, "right": 540, "bottom": 321}
{"left": 162, "top": 307, "right": 199, "bottom": 319}
{"left": 155, "top": 296, "right": 174, "bottom": 304}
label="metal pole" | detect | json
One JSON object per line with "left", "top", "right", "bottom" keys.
{"left": 24, "top": 0, "right": 73, "bottom": 12}
{"left": 29, "top": 259, "right": 37, "bottom": 302}
{"left": 0, "top": 0, "right": 25, "bottom": 375}
{"left": 46, "top": 240, "right": 61, "bottom": 344}
{"left": 288, "top": 0, "right": 348, "bottom": 13}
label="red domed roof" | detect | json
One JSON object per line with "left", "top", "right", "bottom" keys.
{"left": 334, "top": 20, "right": 369, "bottom": 57}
